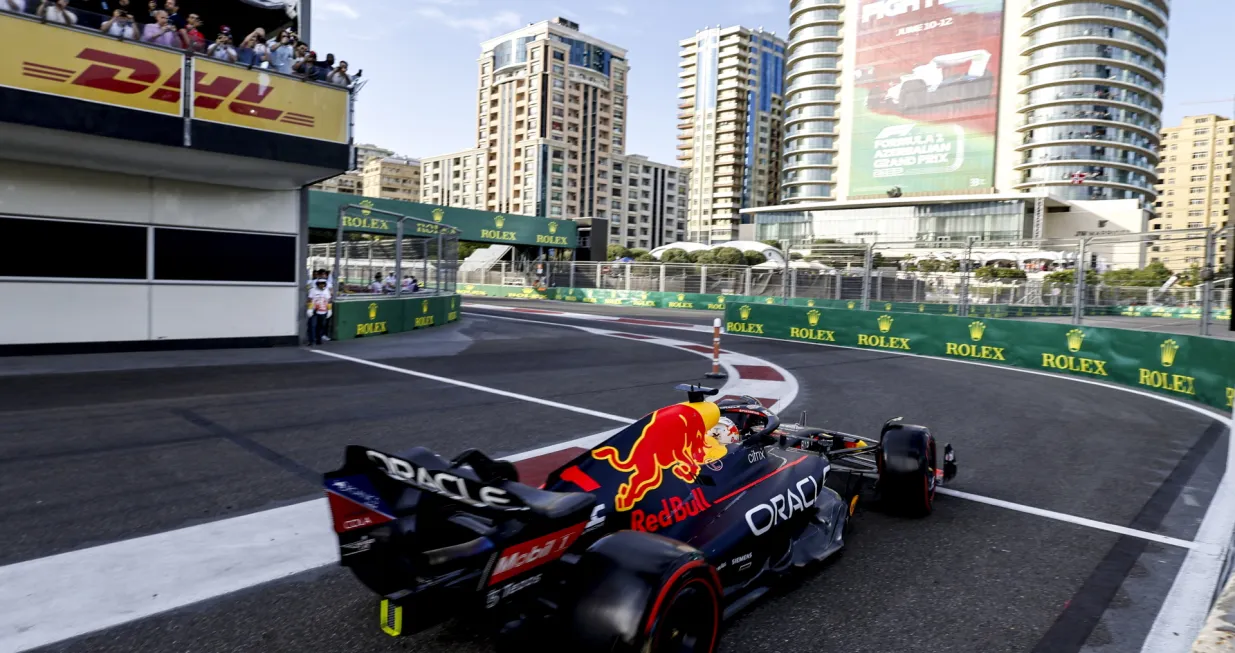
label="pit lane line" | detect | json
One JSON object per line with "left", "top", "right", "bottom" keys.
{"left": 468, "top": 303, "right": 1235, "bottom": 652}
{"left": 0, "top": 325, "right": 791, "bottom": 653}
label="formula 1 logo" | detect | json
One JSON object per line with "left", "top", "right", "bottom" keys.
{"left": 21, "top": 48, "right": 317, "bottom": 128}
{"left": 592, "top": 402, "right": 722, "bottom": 511}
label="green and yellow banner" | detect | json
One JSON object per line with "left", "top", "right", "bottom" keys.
{"left": 333, "top": 294, "right": 460, "bottom": 340}
{"left": 724, "top": 303, "right": 1235, "bottom": 412}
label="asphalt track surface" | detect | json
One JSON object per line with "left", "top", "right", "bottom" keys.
{"left": 0, "top": 297, "right": 1228, "bottom": 653}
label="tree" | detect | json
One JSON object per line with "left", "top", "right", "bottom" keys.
{"left": 711, "top": 247, "right": 746, "bottom": 266}
{"left": 457, "top": 241, "right": 482, "bottom": 260}
{"left": 1102, "top": 261, "right": 1174, "bottom": 287}
{"left": 761, "top": 239, "right": 783, "bottom": 251}
{"left": 635, "top": 253, "right": 656, "bottom": 262}
{"left": 660, "top": 249, "right": 690, "bottom": 263}
{"left": 607, "top": 244, "right": 630, "bottom": 260}
{"left": 743, "top": 250, "right": 767, "bottom": 266}
{"left": 1045, "top": 268, "right": 1100, "bottom": 285}
{"left": 690, "top": 249, "right": 717, "bottom": 264}
{"left": 627, "top": 248, "right": 650, "bottom": 259}
{"left": 871, "top": 252, "right": 887, "bottom": 269}
{"left": 917, "top": 257, "right": 942, "bottom": 273}
{"left": 790, "top": 252, "right": 804, "bottom": 261}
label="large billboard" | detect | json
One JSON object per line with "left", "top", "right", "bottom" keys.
{"left": 194, "top": 60, "right": 348, "bottom": 143}
{"left": 847, "top": 0, "right": 1004, "bottom": 197}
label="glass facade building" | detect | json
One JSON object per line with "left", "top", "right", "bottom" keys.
{"left": 1015, "top": 0, "right": 1168, "bottom": 205}
{"left": 754, "top": 200, "right": 1033, "bottom": 247}
{"left": 780, "top": 0, "right": 843, "bottom": 203}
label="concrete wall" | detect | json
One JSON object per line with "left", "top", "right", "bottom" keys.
{"left": 0, "top": 160, "right": 301, "bottom": 347}
{"left": 1044, "top": 199, "right": 1150, "bottom": 270}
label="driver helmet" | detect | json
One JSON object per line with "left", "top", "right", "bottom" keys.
{"left": 709, "top": 417, "right": 741, "bottom": 445}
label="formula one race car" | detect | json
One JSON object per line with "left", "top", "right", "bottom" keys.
{"left": 323, "top": 384, "right": 957, "bottom": 652}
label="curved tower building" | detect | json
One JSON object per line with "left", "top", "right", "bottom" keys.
{"left": 780, "top": 0, "right": 844, "bottom": 204}
{"left": 1015, "top": 0, "right": 1168, "bottom": 205}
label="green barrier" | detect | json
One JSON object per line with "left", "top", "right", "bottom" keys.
{"left": 1106, "top": 305, "right": 1233, "bottom": 320}
{"left": 333, "top": 294, "right": 461, "bottom": 340}
{"left": 723, "top": 302, "right": 1235, "bottom": 412}
{"left": 458, "top": 284, "right": 557, "bottom": 300}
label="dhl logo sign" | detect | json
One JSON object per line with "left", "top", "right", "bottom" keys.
{"left": 3, "top": 16, "right": 347, "bottom": 142}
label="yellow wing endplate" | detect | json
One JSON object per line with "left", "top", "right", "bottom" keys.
{"left": 379, "top": 599, "right": 403, "bottom": 637}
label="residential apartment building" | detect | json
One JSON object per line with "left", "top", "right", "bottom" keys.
{"left": 476, "top": 17, "right": 629, "bottom": 220}
{"left": 608, "top": 154, "right": 687, "bottom": 249}
{"left": 420, "top": 148, "right": 490, "bottom": 210}
{"left": 312, "top": 170, "right": 363, "bottom": 195}
{"left": 678, "top": 25, "right": 786, "bottom": 244}
{"left": 1151, "top": 114, "right": 1233, "bottom": 269}
{"left": 362, "top": 156, "right": 421, "bottom": 203}
{"left": 354, "top": 143, "right": 395, "bottom": 168}
{"left": 774, "top": 0, "right": 1166, "bottom": 208}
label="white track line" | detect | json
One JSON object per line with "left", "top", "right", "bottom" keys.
{"left": 937, "top": 488, "right": 1218, "bottom": 553}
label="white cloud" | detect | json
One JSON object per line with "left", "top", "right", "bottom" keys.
{"left": 320, "top": 1, "right": 359, "bottom": 20}
{"left": 414, "top": 6, "right": 521, "bottom": 39}
{"left": 603, "top": 5, "right": 629, "bottom": 16}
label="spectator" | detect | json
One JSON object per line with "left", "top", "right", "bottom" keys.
{"left": 383, "top": 271, "right": 397, "bottom": 292}
{"left": 162, "top": 0, "right": 184, "bottom": 44}
{"left": 140, "top": 9, "right": 176, "bottom": 46}
{"left": 236, "top": 28, "right": 267, "bottom": 67}
{"left": 327, "top": 60, "right": 352, "bottom": 87}
{"left": 38, "top": 0, "right": 77, "bottom": 25}
{"left": 294, "top": 50, "right": 322, "bottom": 80}
{"left": 306, "top": 278, "right": 332, "bottom": 346}
{"left": 182, "top": 12, "right": 205, "bottom": 52}
{"left": 314, "top": 53, "right": 335, "bottom": 79}
{"left": 369, "top": 273, "right": 383, "bottom": 294}
{"left": 207, "top": 31, "right": 237, "bottom": 62}
{"left": 402, "top": 275, "right": 419, "bottom": 292}
{"left": 266, "top": 29, "right": 295, "bottom": 73}
{"left": 2, "top": 0, "right": 27, "bottom": 13}
{"left": 100, "top": 5, "right": 139, "bottom": 38}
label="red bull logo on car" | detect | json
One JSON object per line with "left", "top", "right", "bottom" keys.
{"left": 592, "top": 402, "right": 721, "bottom": 511}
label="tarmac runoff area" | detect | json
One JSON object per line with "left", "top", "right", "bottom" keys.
{"left": 0, "top": 298, "right": 1228, "bottom": 653}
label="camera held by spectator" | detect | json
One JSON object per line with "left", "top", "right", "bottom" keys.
{"left": 38, "top": 0, "right": 77, "bottom": 25}
{"left": 328, "top": 60, "right": 353, "bottom": 87}
{"left": 208, "top": 29, "right": 237, "bottom": 62}
{"left": 102, "top": 5, "right": 140, "bottom": 39}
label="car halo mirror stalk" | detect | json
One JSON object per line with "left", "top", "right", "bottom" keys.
{"left": 943, "top": 444, "right": 958, "bottom": 482}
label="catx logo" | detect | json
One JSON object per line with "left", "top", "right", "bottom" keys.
{"left": 25, "top": 49, "right": 317, "bottom": 128}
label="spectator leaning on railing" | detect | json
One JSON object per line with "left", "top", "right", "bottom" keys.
{"left": 267, "top": 29, "right": 296, "bottom": 74}
{"left": 141, "top": 9, "right": 176, "bottom": 46}
{"left": 237, "top": 27, "right": 267, "bottom": 67}
{"left": 327, "top": 60, "right": 352, "bottom": 87}
{"left": 2, "top": 0, "right": 26, "bottom": 13}
{"left": 207, "top": 26, "right": 236, "bottom": 62}
{"left": 100, "top": 5, "right": 138, "bottom": 38}
{"left": 38, "top": 0, "right": 77, "bottom": 25}
{"left": 182, "top": 11, "right": 205, "bottom": 52}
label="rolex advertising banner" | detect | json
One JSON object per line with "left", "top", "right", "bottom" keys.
{"left": 725, "top": 303, "right": 1235, "bottom": 412}
{"left": 847, "top": 0, "right": 1004, "bottom": 197}
{"left": 333, "top": 294, "right": 460, "bottom": 340}
{"left": 308, "top": 191, "right": 577, "bottom": 249}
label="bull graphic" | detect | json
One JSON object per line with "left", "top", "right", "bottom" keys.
{"left": 592, "top": 402, "right": 719, "bottom": 512}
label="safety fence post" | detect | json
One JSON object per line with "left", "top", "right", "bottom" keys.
{"left": 659, "top": 264, "right": 666, "bottom": 292}
{"left": 701, "top": 265, "right": 708, "bottom": 294}
{"left": 861, "top": 244, "right": 872, "bottom": 312}
{"left": 625, "top": 264, "right": 631, "bottom": 291}
{"left": 1201, "top": 229, "right": 1215, "bottom": 336}
{"left": 744, "top": 267, "right": 752, "bottom": 295}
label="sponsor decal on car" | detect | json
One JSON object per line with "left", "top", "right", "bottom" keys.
{"left": 631, "top": 488, "right": 713, "bottom": 533}
{"left": 585, "top": 503, "right": 606, "bottom": 532}
{"left": 341, "top": 536, "right": 375, "bottom": 557}
{"left": 591, "top": 402, "right": 723, "bottom": 511}
{"left": 745, "top": 476, "right": 820, "bottom": 536}
{"left": 364, "top": 450, "right": 524, "bottom": 511}
{"left": 488, "top": 522, "right": 586, "bottom": 586}
{"left": 485, "top": 573, "right": 543, "bottom": 609}
{"left": 747, "top": 449, "right": 766, "bottom": 463}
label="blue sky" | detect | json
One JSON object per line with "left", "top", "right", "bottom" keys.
{"left": 311, "top": 0, "right": 1232, "bottom": 164}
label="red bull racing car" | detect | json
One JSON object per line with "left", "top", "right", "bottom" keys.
{"left": 323, "top": 384, "right": 957, "bottom": 652}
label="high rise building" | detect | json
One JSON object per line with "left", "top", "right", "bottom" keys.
{"left": 772, "top": 0, "right": 1166, "bottom": 208}
{"left": 781, "top": 0, "right": 843, "bottom": 204}
{"left": 420, "top": 148, "right": 490, "bottom": 210}
{"left": 608, "top": 155, "right": 687, "bottom": 249}
{"left": 362, "top": 156, "right": 421, "bottom": 203}
{"left": 1151, "top": 114, "right": 1233, "bottom": 270}
{"left": 476, "top": 17, "right": 629, "bottom": 220}
{"left": 312, "top": 170, "right": 363, "bottom": 195}
{"left": 354, "top": 143, "right": 395, "bottom": 168}
{"left": 678, "top": 26, "right": 786, "bottom": 244}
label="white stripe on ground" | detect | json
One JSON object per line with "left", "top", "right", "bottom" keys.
{"left": 937, "top": 488, "right": 1218, "bottom": 552}
{"left": 0, "top": 324, "right": 790, "bottom": 653}
{"left": 469, "top": 303, "right": 1235, "bottom": 652}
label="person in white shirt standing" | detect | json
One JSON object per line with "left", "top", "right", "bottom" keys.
{"left": 38, "top": 0, "right": 76, "bottom": 25}
{"left": 307, "top": 278, "right": 332, "bottom": 346}
{"left": 101, "top": 7, "right": 139, "bottom": 39}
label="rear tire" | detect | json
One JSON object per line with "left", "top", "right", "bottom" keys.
{"left": 564, "top": 531, "right": 721, "bottom": 653}
{"left": 877, "top": 424, "right": 937, "bottom": 517}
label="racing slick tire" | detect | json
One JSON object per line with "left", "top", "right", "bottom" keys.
{"left": 877, "top": 423, "right": 937, "bottom": 517}
{"left": 563, "top": 531, "right": 722, "bottom": 653}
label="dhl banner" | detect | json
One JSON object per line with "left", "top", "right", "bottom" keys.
{"left": 0, "top": 14, "right": 183, "bottom": 115}
{"left": 193, "top": 59, "right": 348, "bottom": 143}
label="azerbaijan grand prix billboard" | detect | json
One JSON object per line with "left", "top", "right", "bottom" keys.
{"left": 847, "top": 0, "right": 1004, "bottom": 197}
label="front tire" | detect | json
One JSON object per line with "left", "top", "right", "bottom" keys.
{"left": 877, "top": 424, "right": 937, "bottom": 517}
